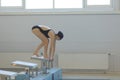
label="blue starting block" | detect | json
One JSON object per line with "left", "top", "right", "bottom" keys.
{"left": 49, "top": 68, "right": 62, "bottom": 80}
{"left": 32, "top": 74, "right": 52, "bottom": 80}
{"left": 15, "top": 73, "right": 29, "bottom": 80}
{"left": 15, "top": 68, "right": 62, "bottom": 80}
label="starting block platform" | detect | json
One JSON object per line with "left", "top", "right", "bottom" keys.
{"left": 31, "top": 56, "right": 48, "bottom": 60}
{"left": 0, "top": 70, "right": 17, "bottom": 80}
{"left": 0, "top": 70, "right": 17, "bottom": 77}
{"left": 11, "top": 61, "right": 38, "bottom": 69}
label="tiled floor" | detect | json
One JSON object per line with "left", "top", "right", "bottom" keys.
{"left": 62, "top": 72, "right": 120, "bottom": 80}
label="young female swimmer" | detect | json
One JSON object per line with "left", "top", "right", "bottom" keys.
{"left": 32, "top": 25, "right": 64, "bottom": 60}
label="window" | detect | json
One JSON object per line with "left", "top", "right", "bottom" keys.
{"left": 85, "top": 0, "right": 112, "bottom": 11}
{"left": 87, "top": 0, "right": 111, "bottom": 5}
{"left": 0, "top": 0, "right": 117, "bottom": 13}
{"left": 1, "top": 0, "right": 22, "bottom": 7}
{"left": 55, "top": 0, "right": 83, "bottom": 8}
{"left": 25, "top": 0, "right": 53, "bottom": 9}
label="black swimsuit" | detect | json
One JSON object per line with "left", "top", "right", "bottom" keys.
{"left": 32, "top": 25, "right": 51, "bottom": 38}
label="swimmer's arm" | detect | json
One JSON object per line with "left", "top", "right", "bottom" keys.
{"left": 49, "top": 32, "right": 56, "bottom": 59}
{"left": 49, "top": 36, "right": 56, "bottom": 59}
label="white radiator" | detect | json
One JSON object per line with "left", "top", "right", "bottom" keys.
{"left": 58, "top": 53, "right": 108, "bottom": 70}
{"left": 109, "top": 54, "right": 120, "bottom": 72}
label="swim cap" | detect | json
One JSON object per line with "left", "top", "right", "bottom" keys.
{"left": 57, "top": 31, "right": 64, "bottom": 40}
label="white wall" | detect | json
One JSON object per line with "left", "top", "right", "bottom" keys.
{"left": 0, "top": 14, "right": 120, "bottom": 71}
{"left": 0, "top": 14, "right": 120, "bottom": 53}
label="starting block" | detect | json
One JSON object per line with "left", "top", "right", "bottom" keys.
{"left": 0, "top": 70, "right": 17, "bottom": 80}
{"left": 31, "top": 56, "right": 53, "bottom": 74}
{"left": 31, "top": 68, "right": 62, "bottom": 80}
{"left": 11, "top": 61, "right": 38, "bottom": 79}
{"left": 11, "top": 61, "right": 38, "bottom": 69}
{"left": 31, "top": 56, "right": 53, "bottom": 68}
{"left": 15, "top": 72, "right": 29, "bottom": 80}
